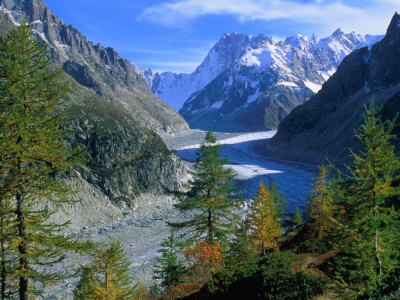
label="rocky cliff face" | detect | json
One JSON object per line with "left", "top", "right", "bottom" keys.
{"left": 0, "top": 1, "right": 189, "bottom": 207}
{"left": 0, "top": 0, "right": 188, "bottom": 135}
{"left": 65, "top": 78, "right": 187, "bottom": 205}
{"left": 266, "top": 12, "right": 400, "bottom": 165}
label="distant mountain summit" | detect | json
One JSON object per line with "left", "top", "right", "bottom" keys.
{"left": 266, "top": 12, "right": 400, "bottom": 165}
{"left": 142, "top": 30, "right": 381, "bottom": 131}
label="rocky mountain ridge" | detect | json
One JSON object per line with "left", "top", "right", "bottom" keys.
{"left": 138, "top": 30, "right": 381, "bottom": 132}
{"left": 180, "top": 31, "right": 381, "bottom": 131}
{"left": 0, "top": 0, "right": 188, "bottom": 136}
{"left": 266, "top": 12, "right": 400, "bottom": 165}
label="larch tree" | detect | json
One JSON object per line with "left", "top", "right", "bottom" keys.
{"left": 291, "top": 207, "right": 303, "bottom": 226}
{"left": 332, "top": 101, "right": 400, "bottom": 296}
{"left": 183, "top": 239, "right": 224, "bottom": 283}
{"left": 152, "top": 230, "right": 187, "bottom": 291}
{"left": 245, "top": 181, "right": 281, "bottom": 255}
{"left": 269, "top": 180, "right": 286, "bottom": 221}
{"left": 74, "top": 239, "right": 142, "bottom": 300}
{"left": 173, "top": 131, "right": 242, "bottom": 246}
{"left": 306, "top": 164, "right": 335, "bottom": 238}
{"left": 0, "top": 20, "right": 87, "bottom": 299}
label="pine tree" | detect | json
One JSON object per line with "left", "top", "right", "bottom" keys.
{"left": 153, "top": 231, "right": 187, "bottom": 291}
{"left": 74, "top": 239, "right": 141, "bottom": 300}
{"left": 269, "top": 180, "right": 286, "bottom": 220}
{"left": 73, "top": 266, "right": 98, "bottom": 300}
{"left": 173, "top": 131, "right": 242, "bottom": 245}
{"left": 221, "top": 222, "right": 258, "bottom": 285}
{"left": 306, "top": 164, "right": 334, "bottom": 238}
{"left": 0, "top": 20, "right": 87, "bottom": 298}
{"left": 291, "top": 207, "right": 303, "bottom": 226}
{"left": 245, "top": 181, "right": 281, "bottom": 255}
{"left": 332, "top": 101, "right": 400, "bottom": 296}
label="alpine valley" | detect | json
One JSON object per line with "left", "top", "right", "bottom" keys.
{"left": 1, "top": 0, "right": 400, "bottom": 298}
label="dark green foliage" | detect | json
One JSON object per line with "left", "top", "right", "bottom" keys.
{"left": 214, "top": 224, "right": 258, "bottom": 290}
{"left": 0, "top": 20, "right": 87, "bottom": 298}
{"left": 331, "top": 100, "right": 400, "bottom": 296}
{"left": 172, "top": 131, "right": 242, "bottom": 245}
{"left": 269, "top": 181, "right": 287, "bottom": 220}
{"left": 73, "top": 266, "right": 98, "bottom": 300}
{"left": 301, "top": 237, "right": 330, "bottom": 254}
{"left": 291, "top": 207, "right": 303, "bottom": 226}
{"left": 192, "top": 251, "right": 325, "bottom": 300}
{"left": 259, "top": 251, "right": 324, "bottom": 300}
{"left": 153, "top": 231, "right": 187, "bottom": 291}
{"left": 356, "top": 269, "right": 400, "bottom": 299}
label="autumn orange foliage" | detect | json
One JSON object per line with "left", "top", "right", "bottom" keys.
{"left": 184, "top": 240, "right": 224, "bottom": 282}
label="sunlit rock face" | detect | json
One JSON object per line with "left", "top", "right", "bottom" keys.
{"left": 0, "top": 0, "right": 189, "bottom": 206}
{"left": 0, "top": 0, "right": 189, "bottom": 136}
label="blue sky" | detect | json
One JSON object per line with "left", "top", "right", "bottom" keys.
{"left": 43, "top": 0, "right": 398, "bottom": 74}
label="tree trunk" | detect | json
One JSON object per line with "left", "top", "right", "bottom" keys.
{"left": 261, "top": 239, "right": 265, "bottom": 256}
{"left": 1, "top": 237, "right": 6, "bottom": 299}
{"left": 207, "top": 208, "right": 213, "bottom": 243}
{"left": 16, "top": 190, "right": 28, "bottom": 300}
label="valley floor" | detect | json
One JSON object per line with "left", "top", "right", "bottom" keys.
{"left": 45, "top": 130, "right": 319, "bottom": 299}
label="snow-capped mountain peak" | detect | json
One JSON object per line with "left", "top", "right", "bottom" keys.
{"left": 134, "top": 30, "right": 382, "bottom": 131}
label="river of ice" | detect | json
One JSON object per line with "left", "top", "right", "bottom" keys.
{"left": 174, "top": 130, "right": 318, "bottom": 215}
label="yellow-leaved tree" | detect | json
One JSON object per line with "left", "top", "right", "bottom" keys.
{"left": 306, "top": 164, "right": 335, "bottom": 238}
{"left": 245, "top": 181, "right": 282, "bottom": 255}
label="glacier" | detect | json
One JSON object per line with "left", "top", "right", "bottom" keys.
{"left": 174, "top": 130, "right": 317, "bottom": 214}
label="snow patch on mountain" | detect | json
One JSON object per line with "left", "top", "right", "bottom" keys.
{"left": 304, "top": 80, "right": 322, "bottom": 93}
{"left": 247, "top": 89, "right": 262, "bottom": 104}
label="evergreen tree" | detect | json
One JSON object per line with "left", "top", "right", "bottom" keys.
{"left": 74, "top": 239, "right": 141, "bottom": 300}
{"left": 306, "top": 164, "right": 334, "bottom": 238}
{"left": 291, "top": 207, "right": 303, "bottom": 226}
{"left": 73, "top": 266, "right": 98, "bottom": 300}
{"left": 173, "top": 131, "right": 242, "bottom": 245}
{"left": 332, "top": 101, "right": 400, "bottom": 296}
{"left": 153, "top": 231, "right": 187, "bottom": 291}
{"left": 269, "top": 180, "right": 287, "bottom": 220}
{"left": 220, "top": 222, "right": 258, "bottom": 286}
{"left": 0, "top": 20, "right": 87, "bottom": 298}
{"left": 245, "top": 181, "right": 281, "bottom": 255}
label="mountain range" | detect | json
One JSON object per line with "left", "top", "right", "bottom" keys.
{"left": 2, "top": 1, "right": 399, "bottom": 201}
{"left": 266, "top": 12, "right": 400, "bottom": 166}
{"left": 138, "top": 30, "right": 382, "bottom": 132}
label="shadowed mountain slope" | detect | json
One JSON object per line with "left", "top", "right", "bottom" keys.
{"left": 266, "top": 12, "right": 400, "bottom": 165}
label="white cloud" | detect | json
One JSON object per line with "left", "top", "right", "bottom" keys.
{"left": 138, "top": 0, "right": 398, "bottom": 35}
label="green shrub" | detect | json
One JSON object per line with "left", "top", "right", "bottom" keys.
{"left": 259, "top": 251, "right": 325, "bottom": 299}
